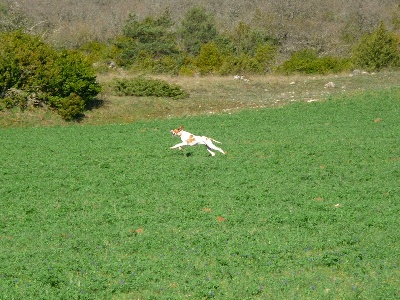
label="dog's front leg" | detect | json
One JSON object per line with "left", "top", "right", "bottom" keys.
{"left": 170, "top": 142, "right": 187, "bottom": 150}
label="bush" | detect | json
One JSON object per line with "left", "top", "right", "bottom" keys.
{"left": 178, "top": 7, "right": 218, "bottom": 55}
{"left": 196, "top": 42, "right": 222, "bottom": 74}
{"left": 352, "top": 22, "right": 400, "bottom": 71}
{"left": 0, "top": 31, "right": 101, "bottom": 120}
{"left": 0, "top": 88, "right": 28, "bottom": 111}
{"left": 46, "top": 50, "right": 101, "bottom": 103}
{"left": 179, "top": 56, "right": 197, "bottom": 76}
{"left": 117, "top": 11, "right": 178, "bottom": 66}
{"left": 252, "top": 44, "right": 278, "bottom": 72}
{"left": 217, "top": 44, "right": 277, "bottom": 75}
{"left": 113, "top": 77, "right": 189, "bottom": 99}
{"left": 78, "top": 41, "right": 117, "bottom": 72}
{"left": 219, "top": 54, "right": 254, "bottom": 75}
{"left": 279, "top": 49, "right": 350, "bottom": 74}
{"left": 152, "top": 55, "right": 182, "bottom": 74}
{"left": 0, "top": 31, "right": 57, "bottom": 95}
{"left": 230, "top": 21, "right": 278, "bottom": 57}
{"left": 129, "top": 51, "right": 182, "bottom": 75}
{"left": 49, "top": 93, "right": 85, "bottom": 121}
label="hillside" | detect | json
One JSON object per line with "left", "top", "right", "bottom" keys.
{"left": 3, "top": 0, "right": 400, "bottom": 54}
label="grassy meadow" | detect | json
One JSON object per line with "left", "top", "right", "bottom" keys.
{"left": 1, "top": 81, "right": 400, "bottom": 298}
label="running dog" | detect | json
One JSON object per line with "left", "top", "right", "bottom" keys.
{"left": 170, "top": 125, "right": 226, "bottom": 156}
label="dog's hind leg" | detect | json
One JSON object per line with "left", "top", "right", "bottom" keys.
{"left": 206, "top": 141, "right": 226, "bottom": 154}
{"left": 206, "top": 147, "right": 216, "bottom": 156}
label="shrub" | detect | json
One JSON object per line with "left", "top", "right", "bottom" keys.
{"left": 0, "top": 88, "right": 28, "bottom": 110}
{"left": 179, "top": 56, "right": 197, "bottom": 76}
{"left": 49, "top": 93, "right": 85, "bottom": 121}
{"left": 352, "top": 22, "right": 400, "bottom": 71}
{"left": 195, "top": 42, "right": 222, "bottom": 74}
{"left": 113, "top": 35, "right": 136, "bottom": 66}
{"left": 46, "top": 50, "right": 101, "bottom": 103}
{"left": 78, "top": 41, "right": 107, "bottom": 63}
{"left": 250, "top": 43, "right": 278, "bottom": 73}
{"left": 113, "top": 77, "right": 189, "bottom": 99}
{"left": 78, "top": 40, "right": 116, "bottom": 72}
{"left": 130, "top": 50, "right": 155, "bottom": 72}
{"left": 117, "top": 10, "right": 178, "bottom": 66}
{"left": 178, "top": 7, "right": 218, "bottom": 55}
{"left": 152, "top": 55, "right": 182, "bottom": 74}
{"left": 217, "top": 44, "right": 277, "bottom": 75}
{"left": 279, "top": 49, "right": 350, "bottom": 74}
{"left": 130, "top": 51, "right": 181, "bottom": 75}
{"left": 0, "top": 31, "right": 101, "bottom": 120}
{"left": 0, "top": 31, "right": 57, "bottom": 95}
{"left": 219, "top": 54, "right": 253, "bottom": 75}
{"left": 230, "top": 21, "right": 277, "bottom": 57}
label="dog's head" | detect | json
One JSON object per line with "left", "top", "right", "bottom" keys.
{"left": 170, "top": 125, "right": 184, "bottom": 136}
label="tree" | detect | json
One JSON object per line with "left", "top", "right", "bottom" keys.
{"left": 230, "top": 21, "right": 277, "bottom": 56}
{"left": 0, "top": 31, "right": 100, "bottom": 120}
{"left": 178, "top": 6, "right": 217, "bottom": 55}
{"left": 196, "top": 42, "right": 222, "bottom": 74}
{"left": 118, "top": 10, "right": 178, "bottom": 64}
{"left": 0, "top": 31, "right": 56, "bottom": 95}
{"left": 352, "top": 22, "right": 400, "bottom": 71}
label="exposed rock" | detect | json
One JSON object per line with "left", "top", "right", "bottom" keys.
{"left": 324, "top": 82, "right": 335, "bottom": 88}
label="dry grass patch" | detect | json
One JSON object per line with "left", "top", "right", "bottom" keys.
{"left": 2, "top": 70, "right": 400, "bottom": 127}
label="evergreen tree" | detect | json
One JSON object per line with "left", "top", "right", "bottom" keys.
{"left": 178, "top": 7, "right": 217, "bottom": 55}
{"left": 352, "top": 22, "right": 400, "bottom": 71}
{"left": 118, "top": 10, "right": 178, "bottom": 64}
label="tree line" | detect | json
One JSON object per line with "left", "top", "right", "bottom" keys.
{"left": 93, "top": 7, "right": 399, "bottom": 75}
{"left": 2, "top": 0, "right": 400, "bottom": 50}
{"left": 1, "top": 1, "right": 399, "bottom": 74}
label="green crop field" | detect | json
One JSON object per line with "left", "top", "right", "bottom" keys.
{"left": 1, "top": 88, "right": 399, "bottom": 299}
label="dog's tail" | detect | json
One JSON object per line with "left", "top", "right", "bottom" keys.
{"left": 210, "top": 138, "right": 222, "bottom": 144}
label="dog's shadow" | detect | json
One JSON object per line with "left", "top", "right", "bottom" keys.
{"left": 170, "top": 150, "right": 193, "bottom": 157}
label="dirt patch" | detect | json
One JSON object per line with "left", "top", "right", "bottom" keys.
{"left": 216, "top": 216, "right": 226, "bottom": 222}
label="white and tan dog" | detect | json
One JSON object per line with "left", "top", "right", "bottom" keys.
{"left": 170, "top": 125, "right": 226, "bottom": 156}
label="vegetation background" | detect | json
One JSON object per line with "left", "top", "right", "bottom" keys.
{"left": 1, "top": 0, "right": 399, "bottom": 54}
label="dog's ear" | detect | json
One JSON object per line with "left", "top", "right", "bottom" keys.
{"left": 178, "top": 125, "right": 184, "bottom": 131}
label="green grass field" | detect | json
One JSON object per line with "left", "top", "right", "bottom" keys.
{"left": 1, "top": 87, "right": 399, "bottom": 299}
